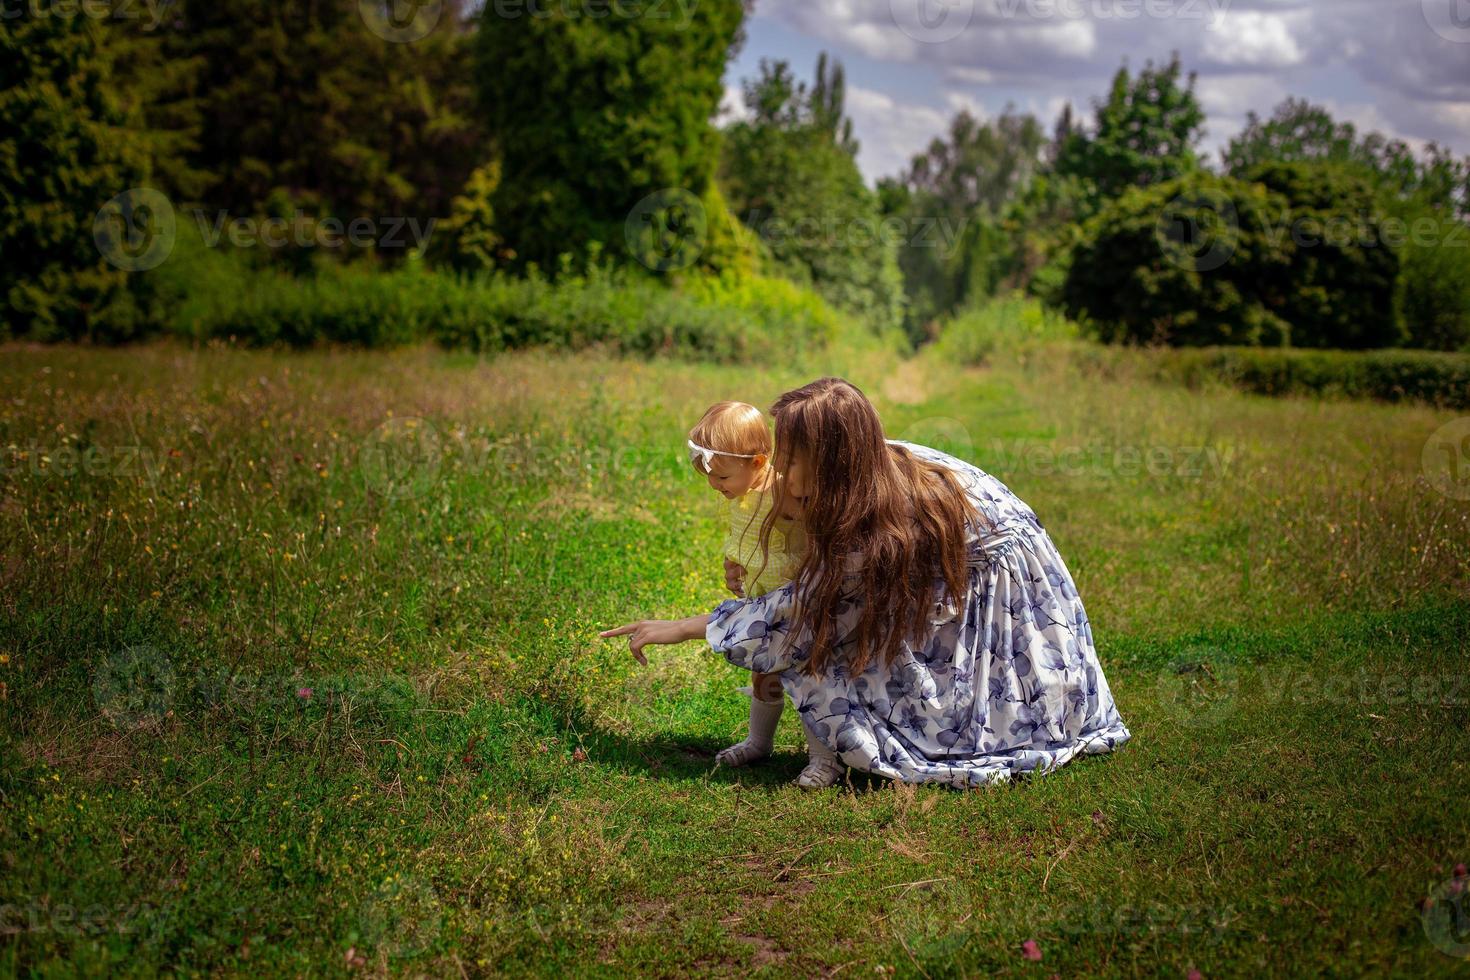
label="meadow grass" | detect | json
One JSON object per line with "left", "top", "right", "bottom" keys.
{"left": 1, "top": 341, "right": 1468, "bottom": 977}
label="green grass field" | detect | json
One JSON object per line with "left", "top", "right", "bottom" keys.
{"left": 2, "top": 340, "right": 1469, "bottom": 977}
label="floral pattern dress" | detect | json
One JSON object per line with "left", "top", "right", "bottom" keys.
{"left": 705, "top": 441, "right": 1131, "bottom": 788}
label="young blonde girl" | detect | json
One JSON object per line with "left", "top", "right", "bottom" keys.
{"left": 685, "top": 402, "right": 804, "bottom": 768}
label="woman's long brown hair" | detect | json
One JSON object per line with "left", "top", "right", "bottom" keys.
{"left": 758, "top": 377, "right": 981, "bottom": 677}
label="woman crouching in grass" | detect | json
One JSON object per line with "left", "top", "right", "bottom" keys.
{"left": 601, "top": 377, "right": 1131, "bottom": 789}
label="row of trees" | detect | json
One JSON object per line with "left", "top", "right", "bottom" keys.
{"left": 2, "top": 3, "right": 1467, "bottom": 350}
{"left": 877, "top": 56, "right": 1470, "bottom": 349}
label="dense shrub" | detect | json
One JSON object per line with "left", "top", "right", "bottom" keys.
{"left": 1063, "top": 164, "right": 1406, "bottom": 349}
{"left": 1239, "top": 160, "right": 1402, "bottom": 349}
{"left": 1073, "top": 344, "right": 1470, "bottom": 408}
{"left": 174, "top": 262, "right": 848, "bottom": 363}
{"left": 1062, "top": 171, "right": 1295, "bottom": 346}
{"left": 1389, "top": 205, "right": 1470, "bottom": 352}
{"left": 931, "top": 294, "right": 1078, "bottom": 366}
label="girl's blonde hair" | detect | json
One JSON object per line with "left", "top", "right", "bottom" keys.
{"left": 687, "top": 401, "right": 771, "bottom": 474}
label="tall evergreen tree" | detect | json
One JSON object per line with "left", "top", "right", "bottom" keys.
{"left": 0, "top": 11, "right": 157, "bottom": 339}
{"left": 475, "top": 0, "right": 747, "bottom": 272}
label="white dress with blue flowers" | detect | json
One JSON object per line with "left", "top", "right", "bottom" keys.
{"left": 705, "top": 441, "right": 1131, "bottom": 788}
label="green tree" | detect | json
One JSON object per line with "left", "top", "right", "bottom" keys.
{"left": 720, "top": 55, "right": 903, "bottom": 334}
{"left": 883, "top": 106, "right": 1046, "bottom": 338}
{"left": 1225, "top": 97, "right": 1469, "bottom": 221}
{"left": 161, "top": 0, "right": 487, "bottom": 243}
{"left": 1062, "top": 171, "right": 1295, "bottom": 347}
{"left": 1241, "top": 160, "right": 1403, "bottom": 349}
{"left": 1063, "top": 163, "right": 1405, "bottom": 349}
{"left": 475, "top": 0, "right": 747, "bottom": 272}
{"left": 0, "top": 12, "right": 158, "bottom": 340}
{"left": 1054, "top": 53, "right": 1205, "bottom": 206}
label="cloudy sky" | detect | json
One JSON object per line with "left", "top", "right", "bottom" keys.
{"left": 719, "top": 0, "right": 1470, "bottom": 185}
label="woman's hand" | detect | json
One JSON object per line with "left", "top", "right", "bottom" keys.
{"left": 599, "top": 615, "right": 711, "bottom": 666}
{"left": 723, "top": 558, "right": 746, "bottom": 597}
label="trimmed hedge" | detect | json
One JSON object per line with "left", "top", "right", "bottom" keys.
{"left": 1072, "top": 344, "right": 1470, "bottom": 408}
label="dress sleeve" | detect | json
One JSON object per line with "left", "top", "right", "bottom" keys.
{"left": 705, "top": 579, "right": 804, "bottom": 674}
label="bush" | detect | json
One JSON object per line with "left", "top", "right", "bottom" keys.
{"left": 931, "top": 293, "right": 1078, "bottom": 366}
{"left": 174, "top": 261, "right": 850, "bottom": 363}
{"left": 1390, "top": 207, "right": 1470, "bottom": 352}
{"left": 1062, "top": 171, "right": 1295, "bottom": 346}
{"left": 1073, "top": 344, "right": 1470, "bottom": 408}
{"left": 1062, "top": 163, "right": 1405, "bottom": 349}
{"left": 1239, "top": 160, "right": 1402, "bottom": 349}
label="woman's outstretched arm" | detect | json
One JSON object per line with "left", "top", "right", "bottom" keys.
{"left": 599, "top": 614, "right": 712, "bottom": 666}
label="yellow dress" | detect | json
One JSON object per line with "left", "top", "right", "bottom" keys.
{"left": 724, "top": 490, "right": 802, "bottom": 598}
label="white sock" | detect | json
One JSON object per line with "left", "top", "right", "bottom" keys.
{"left": 802, "top": 717, "right": 837, "bottom": 763}
{"left": 716, "top": 696, "right": 783, "bottom": 767}
{"left": 797, "top": 717, "right": 843, "bottom": 788}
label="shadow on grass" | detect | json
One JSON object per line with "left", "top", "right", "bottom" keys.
{"left": 575, "top": 722, "right": 896, "bottom": 794}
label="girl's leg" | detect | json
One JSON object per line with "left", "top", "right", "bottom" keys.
{"left": 715, "top": 671, "right": 784, "bottom": 767}
{"left": 795, "top": 714, "right": 844, "bottom": 789}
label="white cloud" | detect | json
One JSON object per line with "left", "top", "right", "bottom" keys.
{"left": 733, "top": 0, "right": 1470, "bottom": 180}
{"left": 1201, "top": 10, "right": 1306, "bottom": 69}
{"left": 845, "top": 86, "right": 953, "bottom": 182}
{"left": 714, "top": 84, "right": 749, "bottom": 127}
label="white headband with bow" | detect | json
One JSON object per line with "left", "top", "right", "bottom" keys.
{"left": 687, "top": 439, "right": 760, "bottom": 473}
